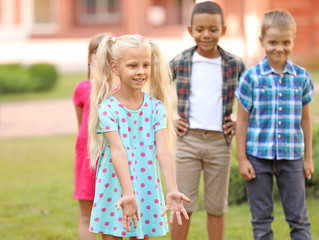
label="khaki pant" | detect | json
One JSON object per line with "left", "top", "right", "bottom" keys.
{"left": 175, "top": 129, "right": 232, "bottom": 216}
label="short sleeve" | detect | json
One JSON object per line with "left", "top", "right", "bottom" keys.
{"left": 154, "top": 101, "right": 167, "bottom": 132}
{"left": 73, "top": 82, "right": 84, "bottom": 107}
{"left": 235, "top": 70, "right": 253, "bottom": 113}
{"left": 302, "top": 71, "right": 314, "bottom": 106}
{"left": 97, "top": 103, "right": 118, "bottom": 133}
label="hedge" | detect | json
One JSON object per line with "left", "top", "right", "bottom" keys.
{"left": 0, "top": 63, "right": 58, "bottom": 94}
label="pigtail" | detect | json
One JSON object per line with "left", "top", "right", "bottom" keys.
{"left": 147, "top": 40, "right": 175, "bottom": 149}
{"left": 88, "top": 34, "right": 116, "bottom": 167}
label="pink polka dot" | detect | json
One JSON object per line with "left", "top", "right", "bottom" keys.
{"left": 107, "top": 104, "right": 111, "bottom": 108}
{"left": 103, "top": 111, "right": 107, "bottom": 116}
{"left": 103, "top": 168, "right": 107, "bottom": 173}
{"left": 148, "top": 160, "right": 153, "bottom": 165}
{"left": 99, "top": 193, "right": 103, "bottom": 198}
{"left": 163, "top": 114, "right": 166, "bottom": 118}
{"left": 149, "top": 145, "right": 153, "bottom": 150}
{"left": 148, "top": 176, "right": 152, "bottom": 180}
{"left": 150, "top": 97, "right": 153, "bottom": 100}
{"left": 145, "top": 117, "right": 149, "bottom": 122}
{"left": 140, "top": 213, "right": 144, "bottom": 217}
{"left": 139, "top": 126, "right": 143, "bottom": 131}
{"left": 147, "top": 191, "right": 151, "bottom": 195}
{"left": 130, "top": 176, "right": 134, "bottom": 180}
{"left": 99, "top": 231, "right": 103, "bottom": 234}
{"left": 144, "top": 103, "right": 148, "bottom": 107}
{"left": 145, "top": 220, "right": 150, "bottom": 224}
{"left": 118, "top": 217, "right": 122, "bottom": 222}
{"left": 139, "top": 111, "right": 143, "bottom": 116}
{"left": 146, "top": 205, "right": 151, "bottom": 210}
{"left": 109, "top": 158, "right": 112, "bottom": 163}
{"left": 105, "top": 183, "right": 109, "bottom": 188}
{"left": 127, "top": 112, "right": 131, "bottom": 117}
{"left": 90, "top": 227, "right": 94, "bottom": 231}
{"left": 156, "top": 122, "right": 160, "bottom": 126}
{"left": 141, "top": 183, "right": 145, "bottom": 187}
{"left": 154, "top": 214, "right": 158, "bottom": 218}
{"left": 146, "top": 133, "right": 151, "bottom": 137}
{"left": 141, "top": 153, "right": 145, "bottom": 157}
{"left": 105, "top": 221, "right": 109, "bottom": 226}
{"left": 123, "top": 133, "right": 127, "bottom": 138}
{"left": 128, "top": 161, "right": 132, "bottom": 165}
{"left": 157, "top": 178, "right": 160, "bottom": 183}
{"left": 93, "top": 203, "right": 97, "bottom": 207}
{"left": 133, "top": 135, "right": 136, "bottom": 139}
{"left": 98, "top": 178, "right": 101, "bottom": 183}
{"left": 159, "top": 221, "right": 164, "bottom": 226}
{"left": 154, "top": 199, "right": 159, "bottom": 204}
{"left": 134, "top": 120, "right": 137, "bottom": 124}
{"left": 110, "top": 212, "right": 115, "bottom": 217}
{"left": 114, "top": 188, "right": 118, "bottom": 192}
{"left": 109, "top": 99, "right": 113, "bottom": 102}
{"left": 119, "top": 104, "right": 124, "bottom": 108}
{"left": 102, "top": 208, "right": 106, "bottom": 212}
{"left": 113, "top": 226, "right": 117, "bottom": 231}
{"left": 112, "top": 173, "right": 116, "bottom": 177}
{"left": 141, "top": 168, "right": 145, "bottom": 172}
{"left": 140, "top": 142, "right": 144, "bottom": 146}
{"left": 128, "top": 127, "right": 131, "bottom": 132}
{"left": 94, "top": 217, "right": 99, "bottom": 222}
{"left": 106, "top": 126, "right": 110, "bottom": 130}
{"left": 152, "top": 228, "right": 156, "bottom": 232}
{"left": 141, "top": 198, "right": 144, "bottom": 202}
{"left": 121, "top": 231, "right": 126, "bottom": 236}
{"left": 131, "top": 153, "right": 135, "bottom": 157}
{"left": 121, "top": 118, "right": 126, "bottom": 122}
{"left": 156, "top": 110, "right": 159, "bottom": 114}
{"left": 107, "top": 198, "right": 112, "bottom": 202}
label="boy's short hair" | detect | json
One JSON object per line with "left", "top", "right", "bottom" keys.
{"left": 191, "top": 1, "right": 224, "bottom": 26}
{"left": 261, "top": 9, "right": 296, "bottom": 37}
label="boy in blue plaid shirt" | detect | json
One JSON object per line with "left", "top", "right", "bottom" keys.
{"left": 170, "top": 2, "right": 245, "bottom": 240}
{"left": 236, "top": 10, "right": 314, "bottom": 240}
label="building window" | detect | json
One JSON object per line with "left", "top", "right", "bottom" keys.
{"left": 79, "top": 0, "right": 121, "bottom": 24}
{"left": 31, "top": 0, "right": 57, "bottom": 33}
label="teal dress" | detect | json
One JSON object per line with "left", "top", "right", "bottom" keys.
{"left": 89, "top": 92, "right": 169, "bottom": 239}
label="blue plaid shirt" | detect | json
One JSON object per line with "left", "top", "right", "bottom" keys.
{"left": 235, "top": 57, "right": 314, "bottom": 160}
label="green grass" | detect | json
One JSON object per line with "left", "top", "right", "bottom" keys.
{"left": 0, "top": 73, "right": 86, "bottom": 102}
{"left": 1, "top": 135, "right": 319, "bottom": 240}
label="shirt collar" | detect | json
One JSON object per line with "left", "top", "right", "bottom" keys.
{"left": 260, "top": 57, "right": 297, "bottom": 76}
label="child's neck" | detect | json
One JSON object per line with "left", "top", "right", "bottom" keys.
{"left": 113, "top": 90, "right": 144, "bottom": 111}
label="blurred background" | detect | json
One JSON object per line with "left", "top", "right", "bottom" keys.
{"left": 1, "top": 1, "right": 319, "bottom": 239}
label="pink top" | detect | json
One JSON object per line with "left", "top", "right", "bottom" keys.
{"left": 72, "top": 80, "right": 96, "bottom": 200}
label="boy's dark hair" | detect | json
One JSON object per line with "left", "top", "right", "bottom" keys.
{"left": 191, "top": 1, "right": 224, "bottom": 26}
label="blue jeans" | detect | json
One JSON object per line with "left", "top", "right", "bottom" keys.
{"left": 246, "top": 155, "right": 311, "bottom": 240}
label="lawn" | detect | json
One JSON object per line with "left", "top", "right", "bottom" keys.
{"left": 0, "top": 135, "right": 318, "bottom": 240}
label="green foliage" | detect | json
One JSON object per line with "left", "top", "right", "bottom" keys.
{"left": 228, "top": 165, "right": 247, "bottom": 205}
{"left": 0, "top": 63, "right": 58, "bottom": 94}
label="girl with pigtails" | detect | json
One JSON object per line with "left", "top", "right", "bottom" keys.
{"left": 88, "top": 34, "right": 190, "bottom": 240}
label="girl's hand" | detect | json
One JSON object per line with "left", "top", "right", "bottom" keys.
{"left": 161, "top": 191, "right": 191, "bottom": 225}
{"left": 116, "top": 195, "right": 140, "bottom": 232}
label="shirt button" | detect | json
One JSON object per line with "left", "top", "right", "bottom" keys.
{"left": 278, "top": 121, "right": 282, "bottom": 125}
{"left": 278, "top": 134, "right": 281, "bottom": 138}
{"left": 279, "top": 93, "right": 282, "bottom": 97}
{"left": 279, "top": 80, "right": 282, "bottom": 84}
{"left": 279, "top": 107, "right": 282, "bottom": 111}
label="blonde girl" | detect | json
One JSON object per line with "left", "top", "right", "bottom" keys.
{"left": 73, "top": 33, "right": 106, "bottom": 240}
{"left": 88, "top": 34, "right": 190, "bottom": 240}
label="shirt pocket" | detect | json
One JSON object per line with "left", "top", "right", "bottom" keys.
{"left": 280, "top": 86, "right": 303, "bottom": 116}
{"left": 253, "top": 84, "right": 274, "bottom": 116}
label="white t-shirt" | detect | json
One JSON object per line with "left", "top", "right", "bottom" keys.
{"left": 188, "top": 51, "right": 223, "bottom": 132}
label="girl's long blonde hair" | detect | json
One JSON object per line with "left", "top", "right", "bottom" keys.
{"left": 88, "top": 34, "right": 174, "bottom": 167}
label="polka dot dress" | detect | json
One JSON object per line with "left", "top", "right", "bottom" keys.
{"left": 89, "top": 92, "right": 169, "bottom": 239}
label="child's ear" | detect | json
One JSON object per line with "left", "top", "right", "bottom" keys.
{"left": 110, "top": 60, "right": 119, "bottom": 76}
{"left": 222, "top": 26, "right": 227, "bottom": 36}
{"left": 259, "top": 36, "right": 263, "bottom": 46}
{"left": 187, "top": 26, "right": 193, "bottom": 37}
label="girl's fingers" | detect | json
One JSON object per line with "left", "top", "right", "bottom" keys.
{"left": 161, "top": 207, "right": 168, "bottom": 217}
{"left": 135, "top": 210, "right": 140, "bottom": 221}
{"left": 122, "top": 216, "right": 127, "bottom": 229}
{"left": 181, "top": 208, "right": 189, "bottom": 220}
{"left": 182, "top": 194, "right": 191, "bottom": 203}
{"left": 126, "top": 217, "right": 131, "bottom": 232}
{"left": 132, "top": 215, "right": 138, "bottom": 229}
{"left": 169, "top": 210, "right": 175, "bottom": 224}
{"left": 175, "top": 211, "right": 182, "bottom": 225}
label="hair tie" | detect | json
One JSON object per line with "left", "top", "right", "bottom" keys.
{"left": 111, "top": 36, "right": 117, "bottom": 44}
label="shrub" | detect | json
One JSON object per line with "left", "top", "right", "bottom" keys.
{"left": 0, "top": 63, "right": 58, "bottom": 94}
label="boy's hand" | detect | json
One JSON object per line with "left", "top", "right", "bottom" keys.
{"left": 223, "top": 116, "right": 236, "bottom": 141}
{"left": 161, "top": 191, "right": 191, "bottom": 225}
{"left": 174, "top": 118, "right": 189, "bottom": 137}
{"left": 303, "top": 159, "right": 314, "bottom": 180}
{"left": 238, "top": 158, "right": 256, "bottom": 181}
{"left": 116, "top": 195, "right": 140, "bottom": 232}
